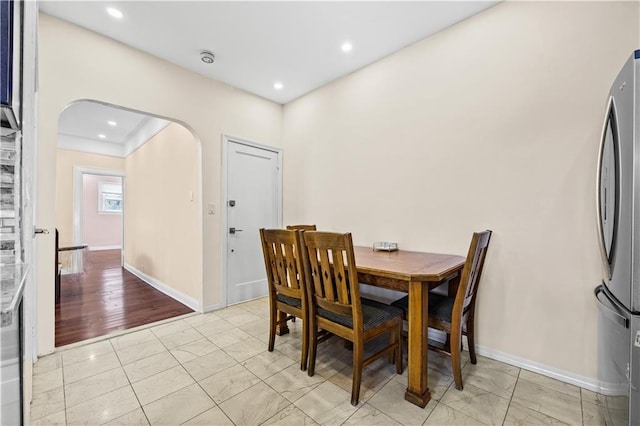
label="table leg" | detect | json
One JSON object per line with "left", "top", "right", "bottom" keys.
{"left": 275, "top": 310, "right": 290, "bottom": 336}
{"left": 404, "top": 280, "right": 431, "bottom": 407}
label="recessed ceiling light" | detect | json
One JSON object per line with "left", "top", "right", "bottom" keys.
{"left": 98, "top": 134, "right": 106, "bottom": 139}
{"left": 341, "top": 42, "right": 353, "bottom": 53}
{"left": 106, "top": 7, "right": 123, "bottom": 19}
{"left": 107, "top": 120, "right": 117, "bottom": 126}
{"left": 274, "top": 82, "right": 283, "bottom": 90}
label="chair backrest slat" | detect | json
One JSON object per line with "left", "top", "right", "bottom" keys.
{"left": 283, "top": 242, "right": 299, "bottom": 290}
{"left": 332, "top": 249, "right": 350, "bottom": 305}
{"left": 260, "top": 228, "right": 306, "bottom": 301}
{"left": 301, "top": 232, "right": 362, "bottom": 329}
{"left": 273, "top": 240, "right": 288, "bottom": 289}
{"left": 318, "top": 249, "right": 335, "bottom": 301}
{"left": 456, "top": 230, "right": 492, "bottom": 312}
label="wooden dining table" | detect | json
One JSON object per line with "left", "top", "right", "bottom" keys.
{"left": 353, "top": 246, "right": 465, "bottom": 408}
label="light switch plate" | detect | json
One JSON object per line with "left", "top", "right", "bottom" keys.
{"left": 207, "top": 203, "right": 215, "bottom": 214}
{"left": 635, "top": 331, "right": 640, "bottom": 348}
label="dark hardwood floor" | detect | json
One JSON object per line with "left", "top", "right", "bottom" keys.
{"left": 55, "top": 250, "right": 193, "bottom": 347}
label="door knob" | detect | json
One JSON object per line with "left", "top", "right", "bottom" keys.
{"left": 229, "top": 227, "right": 243, "bottom": 234}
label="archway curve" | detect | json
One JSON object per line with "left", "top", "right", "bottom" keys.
{"left": 54, "top": 98, "right": 205, "bottom": 346}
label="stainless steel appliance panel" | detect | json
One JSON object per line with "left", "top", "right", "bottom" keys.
{"left": 603, "top": 54, "right": 634, "bottom": 309}
{"left": 631, "top": 314, "right": 640, "bottom": 425}
{"left": 595, "top": 285, "right": 631, "bottom": 424}
{"left": 633, "top": 55, "right": 640, "bottom": 313}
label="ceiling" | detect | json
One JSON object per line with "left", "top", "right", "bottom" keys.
{"left": 58, "top": 101, "right": 170, "bottom": 157}
{"left": 40, "top": 1, "right": 497, "bottom": 104}
{"left": 59, "top": 101, "right": 153, "bottom": 145}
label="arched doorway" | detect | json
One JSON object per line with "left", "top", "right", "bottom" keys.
{"left": 54, "top": 100, "right": 203, "bottom": 346}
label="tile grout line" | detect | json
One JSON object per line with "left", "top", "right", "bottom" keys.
{"left": 61, "top": 353, "right": 68, "bottom": 425}
{"left": 425, "top": 350, "right": 466, "bottom": 424}
{"left": 152, "top": 321, "right": 237, "bottom": 426}
{"left": 240, "top": 326, "right": 316, "bottom": 421}
{"left": 430, "top": 358, "right": 497, "bottom": 426}
{"left": 424, "top": 369, "right": 456, "bottom": 426}
{"left": 274, "top": 381, "right": 323, "bottom": 423}
{"left": 500, "top": 365, "right": 520, "bottom": 425}
{"left": 509, "top": 371, "right": 578, "bottom": 425}
{"left": 150, "top": 326, "right": 212, "bottom": 412}
{"left": 108, "top": 337, "right": 152, "bottom": 426}
{"left": 257, "top": 331, "right": 327, "bottom": 424}
{"left": 266, "top": 322, "right": 397, "bottom": 424}
{"left": 580, "top": 388, "right": 585, "bottom": 426}
{"left": 210, "top": 304, "right": 307, "bottom": 425}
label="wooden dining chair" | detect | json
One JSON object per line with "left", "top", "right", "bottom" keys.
{"left": 392, "top": 230, "right": 492, "bottom": 391}
{"left": 286, "top": 224, "right": 317, "bottom": 231}
{"left": 300, "top": 231, "right": 403, "bottom": 406}
{"left": 282, "top": 226, "right": 315, "bottom": 325}
{"left": 259, "top": 228, "right": 309, "bottom": 371}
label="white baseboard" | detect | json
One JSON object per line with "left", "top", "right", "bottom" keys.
{"left": 404, "top": 322, "right": 607, "bottom": 394}
{"left": 203, "top": 304, "right": 222, "bottom": 313}
{"left": 88, "top": 245, "right": 121, "bottom": 251}
{"left": 123, "top": 263, "right": 200, "bottom": 312}
{"left": 473, "top": 343, "right": 605, "bottom": 394}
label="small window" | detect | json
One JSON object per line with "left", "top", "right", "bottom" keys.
{"left": 98, "top": 182, "right": 123, "bottom": 213}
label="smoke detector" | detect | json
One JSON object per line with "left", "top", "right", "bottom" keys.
{"left": 200, "top": 51, "right": 215, "bottom": 64}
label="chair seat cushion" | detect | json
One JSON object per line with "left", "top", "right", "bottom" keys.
{"left": 391, "top": 293, "right": 455, "bottom": 323}
{"left": 390, "top": 296, "right": 407, "bottom": 313}
{"left": 277, "top": 293, "right": 302, "bottom": 309}
{"left": 318, "top": 298, "right": 402, "bottom": 331}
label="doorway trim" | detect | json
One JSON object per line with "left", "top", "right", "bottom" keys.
{"left": 72, "top": 166, "right": 126, "bottom": 272}
{"left": 220, "top": 134, "right": 283, "bottom": 309}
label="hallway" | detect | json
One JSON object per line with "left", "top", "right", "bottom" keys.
{"left": 55, "top": 250, "right": 193, "bottom": 347}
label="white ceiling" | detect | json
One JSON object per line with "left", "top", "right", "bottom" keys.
{"left": 59, "top": 101, "right": 151, "bottom": 144}
{"left": 58, "top": 101, "right": 170, "bottom": 157}
{"left": 40, "top": 1, "right": 496, "bottom": 104}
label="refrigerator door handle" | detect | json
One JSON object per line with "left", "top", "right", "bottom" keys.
{"left": 596, "top": 96, "right": 614, "bottom": 281}
{"left": 595, "top": 285, "right": 630, "bottom": 329}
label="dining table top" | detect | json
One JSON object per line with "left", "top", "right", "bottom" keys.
{"left": 353, "top": 246, "right": 466, "bottom": 283}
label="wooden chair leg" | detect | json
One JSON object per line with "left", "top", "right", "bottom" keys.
{"left": 307, "top": 324, "right": 318, "bottom": 377}
{"left": 351, "top": 341, "right": 363, "bottom": 406}
{"left": 388, "top": 328, "right": 395, "bottom": 364}
{"left": 300, "top": 317, "right": 309, "bottom": 371}
{"left": 268, "top": 304, "right": 277, "bottom": 352}
{"left": 450, "top": 328, "right": 463, "bottom": 391}
{"left": 467, "top": 316, "right": 477, "bottom": 365}
{"left": 395, "top": 324, "right": 403, "bottom": 374}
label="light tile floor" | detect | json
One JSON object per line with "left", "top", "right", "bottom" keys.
{"left": 32, "top": 297, "right": 626, "bottom": 425}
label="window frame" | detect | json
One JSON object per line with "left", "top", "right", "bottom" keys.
{"left": 98, "top": 181, "right": 123, "bottom": 214}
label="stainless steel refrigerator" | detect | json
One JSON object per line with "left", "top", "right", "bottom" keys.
{"left": 595, "top": 50, "right": 640, "bottom": 426}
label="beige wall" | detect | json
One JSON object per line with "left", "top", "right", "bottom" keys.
{"left": 282, "top": 1, "right": 638, "bottom": 382}
{"left": 124, "top": 123, "right": 201, "bottom": 305}
{"left": 38, "top": 14, "right": 282, "bottom": 354}
{"left": 55, "top": 149, "right": 125, "bottom": 248}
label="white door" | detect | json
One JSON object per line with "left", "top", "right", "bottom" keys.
{"left": 226, "top": 140, "right": 280, "bottom": 305}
